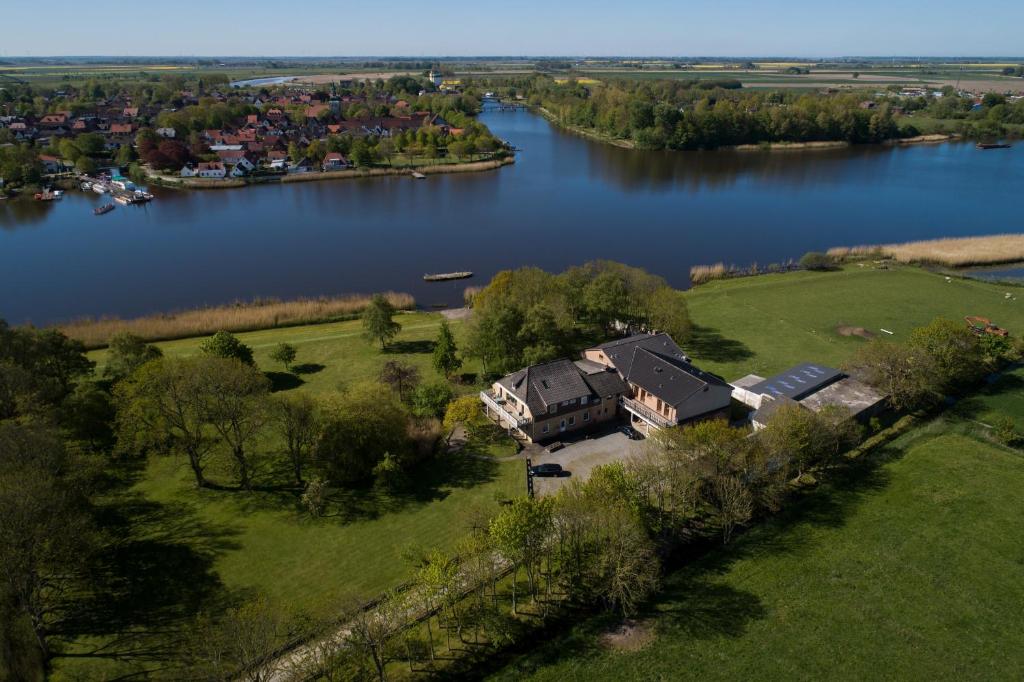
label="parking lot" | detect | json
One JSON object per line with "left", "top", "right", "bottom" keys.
{"left": 529, "top": 427, "right": 649, "bottom": 497}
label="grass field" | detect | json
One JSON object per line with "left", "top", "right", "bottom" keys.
{"left": 88, "top": 311, "right": 482, "bottom": 394}
{"left": 63, "top": 265, "right": 1024, "bottom": 678}
{"left": 684, "top": 265, "right": 1024, "bottom": 381}
{"left": 490, "top": 415, "right": 1024, "bottom": 680}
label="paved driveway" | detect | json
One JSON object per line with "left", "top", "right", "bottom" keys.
{"left": 530, "top": 428, "right": 648, "bottom": 497}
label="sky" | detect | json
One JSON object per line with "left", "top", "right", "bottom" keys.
{"left": 4, "top": 0, "right": 1023, "bottom": 57}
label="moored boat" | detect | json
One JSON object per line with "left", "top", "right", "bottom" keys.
{"left": 94, "top": 203, "right": 115, "bottom": 215}
{"left": 80, "top": 181, "right": 92, "bottom": 191}
{"left": 423, "top": 271, "right": 473, "bottom": 282}
{"left": 114, "top": 195, "right": 131, "bottom": 205}
{"left": 93, "top": 184, "right": 107, "bottom": 194}
{"left": 977, "top": 143, "right": 1011, "bottom": 149}
{"left": 411, "top": 171, "right": 426, "bottom": 179}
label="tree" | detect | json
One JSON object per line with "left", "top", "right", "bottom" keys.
{"left": 845, "top": 339, "right": 938, "bottom": 410}
{"left": 442, "top": 394, "right": 486, "bottom": 444}
{"left": 432, "top": 320, "right": 461, "bottom": 379}
{"left": 710, "top": 474, "right": 753, "bottom": 543}
{"left": 315, "top": 382, "right": 409, "bottom": 485}
{"left": 799, "top": 252, "right": 834, "bottom": 271}
{"left": 907, "top": 317, "right": 985, "bottom": 393}
{"left": 269, "top": 393, "right": 321, "bottom": 485}
{"left": 200, "top": 330, "right": 255, "bottom": 366}
{"left": 301, "top": 475, "right": 329, "bottom": 517}
{"left": 362, "top": 295, "right": 402, "bottom": 350}
{"left": 198, "top": 359, "right": 270, "bottom": 489}
{"left": 344, "top": 591, "right": 404, "bottom": 681}
{"left": 583, "top": 271, "right": 630, "bottom": 333}
{"left": 104, "top": 331, "right": 162, "bottom": 380}
{"left": 409, "top": 381, "right": 454, "bottom": 419}
{"left": 646, "top": 286, "right": 691, "bottom": 342}
{"left": 115, "top": 357, "right": 218, "bottom": 488}
{"left": 185, "top": 595, "right": 288, "bottom": 682}
{"left": 270, "top": 342, "right": 297, "bottom": 372}
{"left": 465, "top": 303, "right": 525, "bottom": 375}
{"left": 489, "top": 497, "right": 554, "bottom": 612}
{"left": 379, "top": 361, "right": 419, "bottom": 402}
{"left": 0, "top": 422, "right": 97, "bottom": 672}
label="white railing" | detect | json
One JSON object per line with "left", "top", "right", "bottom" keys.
{"left": 620, "top": 396, "right": 675, "bottom": 429}
{"left": 480, "top": 391, "right": 530, "bottom": 428}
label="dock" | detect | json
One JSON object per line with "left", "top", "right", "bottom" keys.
{"left": 424, "top": 271, "right": 473, "bottom": 282}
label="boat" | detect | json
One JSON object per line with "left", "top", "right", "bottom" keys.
{"left": 94, "top": 203, "right": 115, "bottom": 215}
{"left": 114, "top": 195, "right": 131, "bottom": 205}
{"left": 977, "top": 143, "right": 1011, "bottom": 150}
{"left": 411, "top": 171, "right": 426, "bottom": 179}
{"left": 92, "top": 184, "right": 107, "bottom": 194}
{"left": 33, "top": 189, "right": 58, "bottom": 201}
{"left": 80, "top": 181, "right": 92, "bottom": 191}
{"left": 423, "top": 271, "right": 473, "bottom": 282}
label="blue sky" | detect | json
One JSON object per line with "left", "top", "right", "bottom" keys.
{"left": 5, "top": 0, "right": 1023, "bottom": 57}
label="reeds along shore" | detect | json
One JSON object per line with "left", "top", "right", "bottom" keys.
{"left": 828, "top": 234, "right": 1024, "bottom": 267}
{"left": 57, "top": 292, "right": 415, "bottom": 348}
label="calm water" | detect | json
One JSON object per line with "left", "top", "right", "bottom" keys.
{"left": 2, "top": 106, "right": 1022, "bottom": 325}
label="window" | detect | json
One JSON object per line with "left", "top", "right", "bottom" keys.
{"left": 583, "top": 411, "right": 590, "bottom": 422}
{"left": 581, "top": 396, "right": 588, "bottom": 405}
{"left": 549, "top": 404, "right": 556, "bottom": 414}
{"left": 657, "top": 398, "right": 664, "bottom": 411}
{"left": 542, "top": 423, "right": 549, "bottom": 434}
{"left": 568, "top": 416, "right": 575, "bottom": 426}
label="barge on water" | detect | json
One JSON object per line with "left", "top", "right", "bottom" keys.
{"left": 94, "top": 203, "right": 115, "bottom": 215}
{"left": 423, "top": 271, "right": 473, "bottom": 282}
{"left": 977, "top": 143, "right": 1012, "bottom": 149}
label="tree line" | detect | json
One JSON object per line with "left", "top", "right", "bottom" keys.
{"left": 464, "top": 261, "right": 692, "bottom": 375}
{"left": 481, "top": 75, "right": 903, "bottom": 149}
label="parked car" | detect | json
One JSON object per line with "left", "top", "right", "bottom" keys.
{"left": 545, "top": 441, "right": 564, "bottom": 453}
{"left": 620, "top": 425, "right": 642, "bottom": 440}
{"left": 530, "top": 463, "right": 564, "bottom": 477}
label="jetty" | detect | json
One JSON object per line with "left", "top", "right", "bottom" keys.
{"left": 423, "top": 271, "right": 473, "bottom": 282}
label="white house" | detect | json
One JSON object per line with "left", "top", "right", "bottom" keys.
{"left": 155, "top": 127, "right": 177, "bottom": 138}
{"left": 182, "top": 161, "right": 227, "bottom": 179}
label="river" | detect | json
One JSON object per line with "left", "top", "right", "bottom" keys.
{"left": 2, "top": 105, "right": 1022, "bottom": 325}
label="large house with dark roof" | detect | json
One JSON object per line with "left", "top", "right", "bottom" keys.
{"left": 583, "top": 333, "right": 733, "bottom": 435}
{"left": 481, "top": 332, "right": 733, "bottom": 442}
{"left": 481, "top": 359, "right": 629, "bottom": 442}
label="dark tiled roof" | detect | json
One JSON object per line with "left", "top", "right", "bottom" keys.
{"left": 498, "top": 359, "right": 626, "bottom": 416}
{"left": 591, "top": 332, "right": 732, "bottom": 420}
{"left": 747, "top": 363, "right": 843, "bottom": 401}
{"left": 582, "top": 369, "right": 629, "bottom": 399}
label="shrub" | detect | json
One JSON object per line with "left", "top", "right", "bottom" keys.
{"left": 993, "top": 417, "right": 1018, "bottom": 447}
{"left": 799, "top": 251, "right": 834, "bottom": 271}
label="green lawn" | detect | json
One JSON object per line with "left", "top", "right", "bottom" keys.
{"left": 490, "top": 420, "right": 1024, "bottom": 681}
{"left": 89, "top": 311, "right": 482, "bottom": 395}
{"left": 685, "top": 265, "right": 1024, "bottom": 381}
{"left": 63, "top": 265, "right": 1024, "bottom": 678}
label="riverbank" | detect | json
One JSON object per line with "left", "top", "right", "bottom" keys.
{"left": 829, "top": 234, "right": 1024, "bottom": 268}
{"left": 535, "top": 106, "right": 636, "bottom": 148}
{"left": 535, "top": 107, "right": 961, "bottom": 152}
{"left": 56, "top": 292, "right": 415, "bottom": 348}
{"left": 146, "top": 155, "right": 515, "bottom": 190}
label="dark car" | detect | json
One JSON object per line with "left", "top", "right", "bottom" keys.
{"left": 530, "top": 463, "right": 564, "bottom": 477}
{"left": 620, "top": 425, "right": 642, "bottom": 440}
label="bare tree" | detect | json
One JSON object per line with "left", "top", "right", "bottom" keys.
{"left": 270, "top": 393, "right": 322, "bottom": 486}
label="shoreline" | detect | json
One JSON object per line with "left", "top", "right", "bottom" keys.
{"left": 534, "top": 107, "right": 961, "bottom": 152}
{"left": 146, "top": 156, "right": 515, "bottom": 190}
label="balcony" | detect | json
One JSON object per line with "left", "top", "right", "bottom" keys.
{"left": 620, "top": 396, "right": 675, "bottom": 429}
{"left": 480, "top": 391, "right": 530, "bottom": 429}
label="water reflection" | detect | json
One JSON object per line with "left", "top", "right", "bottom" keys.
{"left": 0, "top": 106, "right": 1020, "bottom": 325}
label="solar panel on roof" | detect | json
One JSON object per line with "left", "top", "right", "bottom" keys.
{"left": 749, "top": 363, "right": 842, "bottom": 400}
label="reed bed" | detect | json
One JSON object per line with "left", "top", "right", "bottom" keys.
{"left": 57, "top": 292, "right": 415, "bottom": 348}
{"left": 689, "top": 260, "right": 798, "bottom": 286}
{"left": 829, "top": 234, "right": 1024, "bottom": 267}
